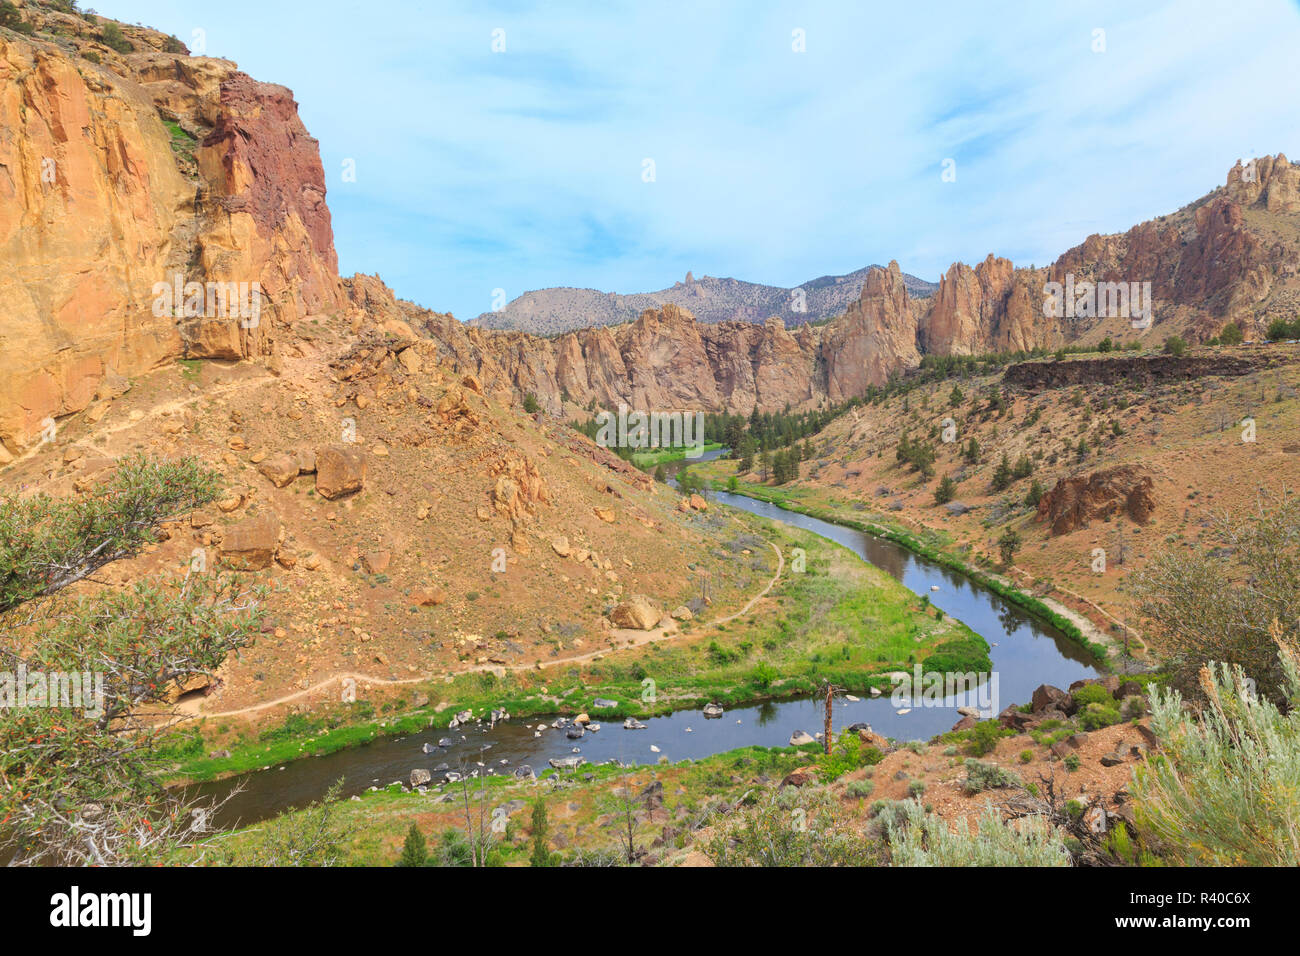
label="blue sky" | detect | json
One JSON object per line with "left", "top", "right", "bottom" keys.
{"left": 105, "top": 0, "right": 1300, "bottom": 320}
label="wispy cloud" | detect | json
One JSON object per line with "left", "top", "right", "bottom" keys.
{"left": 105, "top": 0, "right": 1300, "bottom": 319}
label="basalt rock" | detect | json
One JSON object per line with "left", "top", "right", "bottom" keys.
{"left": 1037, "top": 465, "right": 1156, "bottom": 535}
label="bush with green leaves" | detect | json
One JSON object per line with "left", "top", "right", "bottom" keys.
{"left": 1133, "top": 637, "right": 1300, "bottom": 866}
{"left": 0, "top": 456, "right": 267, "bottom": 865}
{"left": 1077, "top": 701, "right": 1122, "bottom": 730}
{"left": 1130, "top": 492, "right": 1300, "bottom": 705}
{"left": 963, "top": 758, "right": 1021, "bottom": 793}
{"left": 703, "top": 785, "right": 879, "bottom": 866}
{"left": 397, "top": 822, "right": 429, "bottom": 866}
{"left": 0, "top": 453, "right": 219, "bottom": 612}
{"left": 886, "top": 799, "right": 1071, "bottom": 866}
{"left": 967, "top": 718, "right": 1004, "bottom": 756}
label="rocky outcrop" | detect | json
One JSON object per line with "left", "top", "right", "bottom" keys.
{"left": 1036, "top": 466, "right": 1156, "bottom": 535}
{"left": 821, "top": 261, "right": 920, "bottom": 400}
{"left": 0, "top": 21, "right": 343, "bottom": 457}
{"left": 1003, "top": 354, "right": 1257, "bottom": 390}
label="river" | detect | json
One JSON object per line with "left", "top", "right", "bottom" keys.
{"left": 191, "top": 449, "right": 1100, "bottom": 828}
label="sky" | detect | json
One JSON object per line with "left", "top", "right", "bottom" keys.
{"left": 103, "top": 0, "right": 1300, "bottom": 321}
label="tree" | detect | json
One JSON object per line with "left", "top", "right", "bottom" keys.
{"left": 522, "top": 392, "right": 540, "bottom": 414}
{"left": 1218, "top": 322, "right": 1244, "bottom": 346}
{"left": 934, "top": 475, "right": 957, "bottom": 505}
{"left": 949, "top": 384, "right": 964, "bottom": 407}
{"left": 1012, "top": 454, "right": 1033, "bottom": 480}
{"left": 529, "top": 798, "right": 552, "bottom": 867}
{"left": 1163, "top": 335, "right": 1187, "bottom": 357}
{"left": 1025, "top": 478, "right": 1045, "bottom": 508}
{"left": 1130, "top": 493, "right": 1300, "bottom": 705}
{"left": 963, "top": 436, "right": 980, "bottom": 464}
{"left": 1098, "top": 337, "right": 1113, "bottom": 353}
{"left": 997, "top": 527, "right": 1022, "bottom": 566}
{"left": 0, "top": 456, "right": 267, "bottom": 865}
{"left": 653, "top": 464, "right": 666, "bottom": 483}
{"left": 991, "top": 453, "right": 1013, "bottom": 492}
{"left": 398, "top": 822, "right": 429, "bottom": 866}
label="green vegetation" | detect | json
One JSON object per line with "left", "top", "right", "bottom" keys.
{"left": 0, "top": 456, "right": 264, "bottom": 864}
{"left": 1133, "top": 639, "right": 1300, "bottom": 866}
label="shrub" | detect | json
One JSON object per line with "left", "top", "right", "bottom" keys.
{"left": 1163, "top": 335, "right": 1187, "bottom": 357}
{"left": 887, "top": 800, "right": 1071, "bottom": 866}
{"left": 99, "top": 21, "right": 134, "bottom": 53}
{"left": 703, "top": 786, "right": 878, "bottom": 866}
{"left": 1019, "top": 749, "right": 1034, "bottom": 764}
{"left": 1133, "top": 641, "right": 1300, "bottom": 866}
{"left": 1130, "top": 493, "right": 1300, "bottom": 705}
{"left": 968, "top": 719, "right": 1003, "bottom": 756}
{"left": 397, "top": 823, "right": 428, "bottom": 866}
{"left": 844, "top": 779, "right": 874, "bottom": 799}
{"left": 963, "top": 758, "right": 1021, "bottom": 793}
{"left": 1071, "top": 683, "right": 1114, "bottom": 708}
{"left": 1063, "top": 753, "right": 1081, "bottom": 771}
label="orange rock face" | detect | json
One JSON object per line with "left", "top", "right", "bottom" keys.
{"left": 0, "top": 29, "right": 342, "bottom": 457}
{"left": 1036, "top": 466, "right": 1156, "bottom": 536}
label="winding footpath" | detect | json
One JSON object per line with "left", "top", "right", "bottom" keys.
{"left": 184, "top": 538, "right": 785, "bottom": 719}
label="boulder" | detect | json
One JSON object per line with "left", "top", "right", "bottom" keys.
{"left": 315, "top": 445, "right": 367, "bottom": 499}
{"left": 781, "top": 766, "right": 819, "bottom": 787}
{"left": 361, "top": 550, "right": 391, "bottom": 574}
{"left": 551, "top": 536, "right": 571, "bottom": 557}
{"left": 610, "top": 594, "right": 660, "bottom": 630}
{"left": 410, "top": 587, "right": 447, "bottom": 607}
{"left": 218, "top": 512, "right": 281, "bottom": 570}
{"left": 1031, "top": 684, "right": 1071, "bottom": 714}
{"left": 257, "top": 454, "right": 299, "bottom": 488}
{"left": 410, "top": 769, "right": 432, "bottom": 788}
{"left": 789, "top": 730, "right": 816, "bottom": 746}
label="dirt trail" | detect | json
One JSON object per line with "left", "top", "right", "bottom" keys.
{"left": 185, "top": 539, "right": 785, "bottom": 719}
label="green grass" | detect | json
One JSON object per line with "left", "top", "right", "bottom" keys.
{"left": 630, "top": 441, "right": 724, "bottom": 468}
{"left": 166, "top": 518, "right": 979, "bottom": 783}
{"left": 690, "top": 462, "right": 1110, "bottom": 664}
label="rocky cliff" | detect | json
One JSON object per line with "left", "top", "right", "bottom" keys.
{"left": 0, "top": 4, "right": 343, "bottom": 458}
{"left": 4, "top": 0, "right": 1300, "bottom": 453}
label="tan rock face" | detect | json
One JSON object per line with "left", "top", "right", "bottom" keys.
{"left": 315, "top": 445, "right": 366, "bottom": 499}
{"left": 1036, "top": 466, "right": 1156, "bottom": 535}
{"left": 822, "top": 262, "right": 920, "bottom": 400}
{"left": 0, "top": 31, "right": 343, "bottom": 457}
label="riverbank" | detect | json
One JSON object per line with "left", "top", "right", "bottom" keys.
{"left": 164, "top": 513, "right": 981, "bottom": 785}
{"left": 630, "top": 441, "right": 724, "bottom": 468}
{"left": 690, "top": 464, "right": 1114, "bottom": 665}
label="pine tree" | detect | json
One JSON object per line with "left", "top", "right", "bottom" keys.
{"left": 529, "top": 799, "right": 551, "bottom": 867}
{"left": 398, "top": 822, "right": 428, "bottom": 866}
{"left": 991, "top": 453, "right": 1013, "bottom": 491}
{"left": 934, "top": 475, "right": 957, "bottom": 505}
{"left": 1025, "top": 478, "right": 1044, "bottom": 507}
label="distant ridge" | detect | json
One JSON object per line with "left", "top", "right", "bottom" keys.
{"left": 469, "top": 265, "right": 938, "bottom": 333}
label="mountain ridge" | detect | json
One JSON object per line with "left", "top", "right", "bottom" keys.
{"left": 468, "top": 265, "right": 939, "bottom": 334}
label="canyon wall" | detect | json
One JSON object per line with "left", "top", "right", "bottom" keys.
{"left": 0, "top": 11, "right": 343, "bottom": 458}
